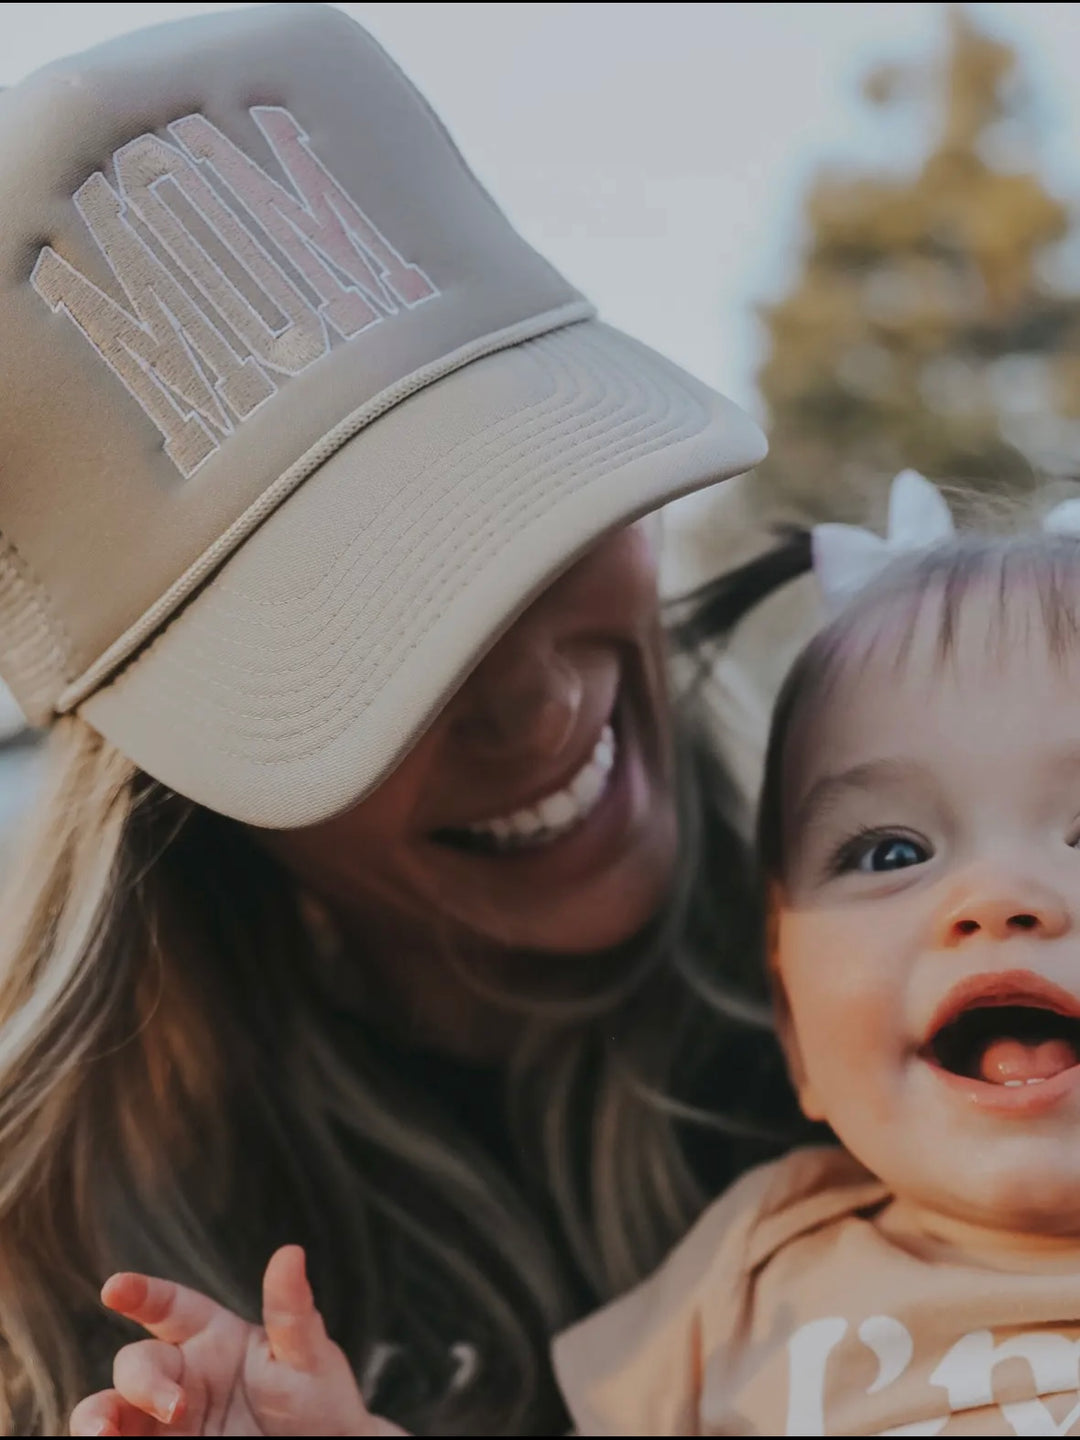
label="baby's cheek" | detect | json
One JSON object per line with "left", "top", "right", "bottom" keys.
{"left": 779, "top": 915, "right": 904, "bottom": 1118}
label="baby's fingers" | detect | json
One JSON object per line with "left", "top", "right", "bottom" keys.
{"left": 102, "top": 1272, "right": 219, "bottom": 1346}
{"left": 261, "top": 1246, "right": 333, "bottom": 1374}
{"left": 113, "top": 1339, "right": 186, "bottom": 1428}
{"left": 70, "top": 1388, "right": 155, "bottom": 1437}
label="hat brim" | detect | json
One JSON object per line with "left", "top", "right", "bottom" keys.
{"left": 80, "top": 320, "right": 766, "bottom": 827}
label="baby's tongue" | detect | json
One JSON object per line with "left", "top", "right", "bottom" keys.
{"left": 979, "top": 1036, "right": 1079, "bottom": 1085}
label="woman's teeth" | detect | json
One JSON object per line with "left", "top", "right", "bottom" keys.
{"left": 465, "top": 725, "right": 616, "bottom": 852}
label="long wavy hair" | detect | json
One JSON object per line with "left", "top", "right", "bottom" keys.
{"left": 0, "top": 553, "right": 810, "bottom": 1437}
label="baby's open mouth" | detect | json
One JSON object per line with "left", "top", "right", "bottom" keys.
{"left": 925, "top": 974, "right": 1080, "bottom": 1087}
{"left": 929, "top": 1006, "right": 1080, "bottom": 1086}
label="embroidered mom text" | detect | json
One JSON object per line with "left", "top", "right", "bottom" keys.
{"left": 31, "top": 107, "right": 437, "bottom": 476}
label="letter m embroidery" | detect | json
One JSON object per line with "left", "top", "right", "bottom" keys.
{"left": 31, "top": 107, "right": 437, "bottom": 478}
{"left": 172, "top": 108, "right": 435, "bottom": 337}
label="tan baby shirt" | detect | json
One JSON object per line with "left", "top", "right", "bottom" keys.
{"left": 553, "top": 1147, "right": 1080, "bottom": 1436}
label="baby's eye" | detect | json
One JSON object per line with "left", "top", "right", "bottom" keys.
{"left": 855, "top": 836, "right": 930, "bottom": 873}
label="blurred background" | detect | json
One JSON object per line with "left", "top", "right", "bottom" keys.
{"left": 3, "top": 1, "right": 1080, "bottom": 815}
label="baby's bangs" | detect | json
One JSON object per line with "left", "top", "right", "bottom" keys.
{"left": 756, "top": 531, "right": 1080, "bottom": 884}
{"left": 844, "top": 534, "right": 1080, "bottom": 673}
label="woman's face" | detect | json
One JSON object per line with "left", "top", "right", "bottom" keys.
{"left": 265, "top": 521, "right": 678, "bottom": 956}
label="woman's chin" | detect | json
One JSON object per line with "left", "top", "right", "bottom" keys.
{"left": 455, "top": 813, "right": 679, "bottom": 957}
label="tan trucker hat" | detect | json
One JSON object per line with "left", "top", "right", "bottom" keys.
{"left": 0, "top": 3, "right": 766, "bottom": 827}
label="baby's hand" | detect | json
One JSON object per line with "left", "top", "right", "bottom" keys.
{"left": 69, "top": 1245, "right": 407, "bottom": 1436}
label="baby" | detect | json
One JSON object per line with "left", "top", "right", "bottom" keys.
{"left": 72, "top": 476, "right": 1080, "bottom": 1437}
{"left": 554, "top": 478, "right": 1080, "bottom": 1437}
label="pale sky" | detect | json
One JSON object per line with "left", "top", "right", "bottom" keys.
{"left": 6, "top": 1, "right": 1080, "bottom": 422}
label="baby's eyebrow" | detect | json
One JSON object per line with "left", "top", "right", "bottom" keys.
{"left": 791, "top": 758, "right": 929, "bottom": 839}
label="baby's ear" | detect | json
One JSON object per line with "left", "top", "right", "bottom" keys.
{"left": 767, "top": 887, "right": 827, "bottom": 1124}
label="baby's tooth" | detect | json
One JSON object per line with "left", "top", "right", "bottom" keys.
{"left": 490, "top": 818, "right": 513, "bottom": 842}
{"left": 595, "top": 736, "right": 615, "bottom": 773}
{"left": 538, "top": 791, "right": 577, "bottom": 829}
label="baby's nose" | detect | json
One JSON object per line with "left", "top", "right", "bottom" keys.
{"left": 936, "top": 875, "right": 1070, "bottom": 948}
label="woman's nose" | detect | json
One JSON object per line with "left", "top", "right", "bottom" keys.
{"left": 934, "top": 869, "right": 1071, "bottom": 948}
{"left": 451, "top": 643, "right": 583, "bottom": 763}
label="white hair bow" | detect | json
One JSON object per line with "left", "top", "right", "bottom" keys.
{"left": 811, "top": 470, "right": 1080, "bottom": 614}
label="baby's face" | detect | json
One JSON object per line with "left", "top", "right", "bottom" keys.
{"left": 775, "top": 586, "right": 1080, "bottom": 1246}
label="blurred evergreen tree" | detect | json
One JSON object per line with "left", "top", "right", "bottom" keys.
{"left": 752, "top": 5, "right": 1080, "bottom": 521}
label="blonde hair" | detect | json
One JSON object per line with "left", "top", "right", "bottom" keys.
{"left": 0, "top": 710, "right": 793, "bottom": 1435}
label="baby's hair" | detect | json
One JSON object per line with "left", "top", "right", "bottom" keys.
{"left": 756, "top": 529, "right": 1080, "bottom": 888}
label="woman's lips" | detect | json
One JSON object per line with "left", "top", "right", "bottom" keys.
{"left": 467, "top": 724, "right": 616, "bottom": 849}
{"left": 421, "top": 695, "right": 655, "bottom": 888}
{"left": 427, "top": 677, "right": 621, "bottom": 841}
{"left": 432, "top": 724, "right": 617, "bottom": 852}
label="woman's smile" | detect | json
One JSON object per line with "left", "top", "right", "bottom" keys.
{"left": 431, "top": 721, "right": 617, "bottom": 853}
{"left": 421, "top": 683, "right": 665, "bottom": 897}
